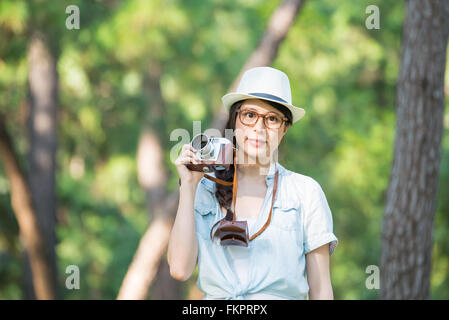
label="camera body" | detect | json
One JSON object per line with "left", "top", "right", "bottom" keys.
{"left": 187, "top": 133, "right": 234, "bottom": 173}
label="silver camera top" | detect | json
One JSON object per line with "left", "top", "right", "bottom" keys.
{"left": 191, "top": 133, "right": 232, "bottom": 162}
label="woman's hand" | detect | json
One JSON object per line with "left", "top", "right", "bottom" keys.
{"left": 169, "top": 144, "right": 202, "bottom": 281}
{"left": 175, "top": 144, "right": 204, "bottom": 186}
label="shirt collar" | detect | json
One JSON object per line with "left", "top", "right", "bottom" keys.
{"left": 200, "top": 172, "right": 217, "bottom": 193}
{"left": 201, "top": 162, "right": 283, "bottom": 192}
{"left": 264, "top": 161, "right": 279, "bottom": 183}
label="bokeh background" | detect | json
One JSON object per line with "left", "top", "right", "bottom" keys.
{"left": 0, "top": 0, "right": 448, "bottom": 299}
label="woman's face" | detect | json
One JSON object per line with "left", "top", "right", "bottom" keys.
{"left": 234, "top": 99, "right": 289, "bottom": 166}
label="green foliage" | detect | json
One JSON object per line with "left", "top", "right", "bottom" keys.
{"left": 0, "top": 0, "right": 448, "bottom": 299}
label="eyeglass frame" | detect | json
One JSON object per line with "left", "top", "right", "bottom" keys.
{"left": 236, "top": 107, "right": 289, "bottom": 129}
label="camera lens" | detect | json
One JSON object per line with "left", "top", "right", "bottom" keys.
{"left": 200, "top": 135, "right": 208, "bottom": 148}
{"left": 191, "top": 133, "right": 213, "bottom": 159}
{"left": 191, "top": 133, "right": 207, "bottom": 150}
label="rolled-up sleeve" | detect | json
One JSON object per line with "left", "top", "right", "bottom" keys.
{"left": 303, "top": 181, "right": 338, "bottom": 256}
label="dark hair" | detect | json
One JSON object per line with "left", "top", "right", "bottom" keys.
{"left": 214, "top": 99, "right": 293, "bottom": 209}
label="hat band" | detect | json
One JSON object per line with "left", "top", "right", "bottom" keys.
{"left": 248, "top": 92, "right": 288, "bottom": 104}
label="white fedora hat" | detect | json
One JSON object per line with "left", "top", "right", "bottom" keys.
{"left": 221, "top": 66, "right": 305, "bottom": 123}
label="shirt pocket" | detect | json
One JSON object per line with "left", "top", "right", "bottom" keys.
{"left": 270, "top": 199, "right": 303, "bottom": 249}
{"left": 194, "top": 198, "right": 218, "bottom": 241}
{"left": 271, "top": 199, "right": 300, "bottom": 230}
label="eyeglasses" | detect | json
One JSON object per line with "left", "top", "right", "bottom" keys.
{"left": 237, "top": 108, "right": 288, "bottom": 129}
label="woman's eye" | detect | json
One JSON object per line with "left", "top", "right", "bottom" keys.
{"left": 245, "top": 112, "right": 256, "bottom": 118}
{"left": 267, "top": 115, "right": 280, "bottom": 123}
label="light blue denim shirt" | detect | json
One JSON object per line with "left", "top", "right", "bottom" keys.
{"left": 194, "top": 162, "right": 338, "bottom": 300}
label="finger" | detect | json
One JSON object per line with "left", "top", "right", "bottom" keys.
{"left": 185, "top": 146, "right": 199, "bottom": 157}
{"left": 182, "top": 144, "right": 192, "bottom": 151}
{"left": 182, "top": 149, "right": 197, "bottom": 159}
{"left": 190, "top": 152, "right": 202, "bottom": 163}
{"left": 187, "top": 155, "right": 201, "bottom": 165}
{"left": 175, "top": 156, "right": 189, "bottom": 166}
{"left": 179, "top": 144, "right": 192, "bottom": 156}
{"left": 181, "top": 148, "right": 194, "bottom": 156}
{"left": 175, "top": 155, "right": 195, "bottom": 164}
{"left": 177, "top": 155, "right": 195, "bottom": 165}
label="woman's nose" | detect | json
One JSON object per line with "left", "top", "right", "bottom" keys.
{"left": 253, "top": 116, "right": 267, "bottom": 131}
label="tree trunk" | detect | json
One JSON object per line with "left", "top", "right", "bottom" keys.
{"left": 23, "top": 30, "right": 59, "bottom": 299}
{"left": 380, "top": 0, "right": 449, "bottom": 300}
{"left": 152, "top": 258, "right": 182, "bottom": 299}
{"left": 117, "top": 0, "right": 307, "bottom": 300}
{"left": 0, "top": 117, "right": 56, "bottom": 300}
{"left": 117, "top": 61, "right": 181, "bottom": 299}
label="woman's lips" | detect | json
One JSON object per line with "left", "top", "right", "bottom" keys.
{"left": 247, "top": 138, "right": 267, "bottom": 148}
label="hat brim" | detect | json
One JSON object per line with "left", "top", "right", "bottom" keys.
{"left": 221, "top": 93, "right": 305, "bottom": 124}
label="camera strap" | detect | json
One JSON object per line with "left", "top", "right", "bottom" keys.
{"left": 209, "top": 148, "right": 279, "bottom": 242}
{"left": 203, "top": 174, "right": 233, "bottom": 186}
{"left": 249, "top": 169, "right": 278, "bottom": 241}
{"left": 202, "top": 147, "right": 238, "bottom": 187}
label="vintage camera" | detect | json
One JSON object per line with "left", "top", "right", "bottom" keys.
{"left": 186, "top": 133, "right": 234, "bottom": 173}
{"left": 211, "top": 218, "right": 249, "bottom": 247}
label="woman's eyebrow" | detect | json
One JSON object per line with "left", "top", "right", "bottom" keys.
{"left": 241, "top": 107, "right": 282, "bottom": 116}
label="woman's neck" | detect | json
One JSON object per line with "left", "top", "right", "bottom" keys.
{"left": 237, "top": 161, "right": 272, "bottom": 180}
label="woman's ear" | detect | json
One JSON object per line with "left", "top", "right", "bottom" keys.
{"left": 283, "top": 123, "right": 291, "bottom": 133}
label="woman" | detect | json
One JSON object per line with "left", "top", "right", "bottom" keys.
{"left": 168, "top": 67, "right": 338, "bottom": 300}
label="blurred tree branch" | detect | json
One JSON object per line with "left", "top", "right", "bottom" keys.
{"left": 0, "top": 116, "right": 55, "bottom": 300}
{"left": 24, "top": 29, "right": 59, "bottom": 300}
